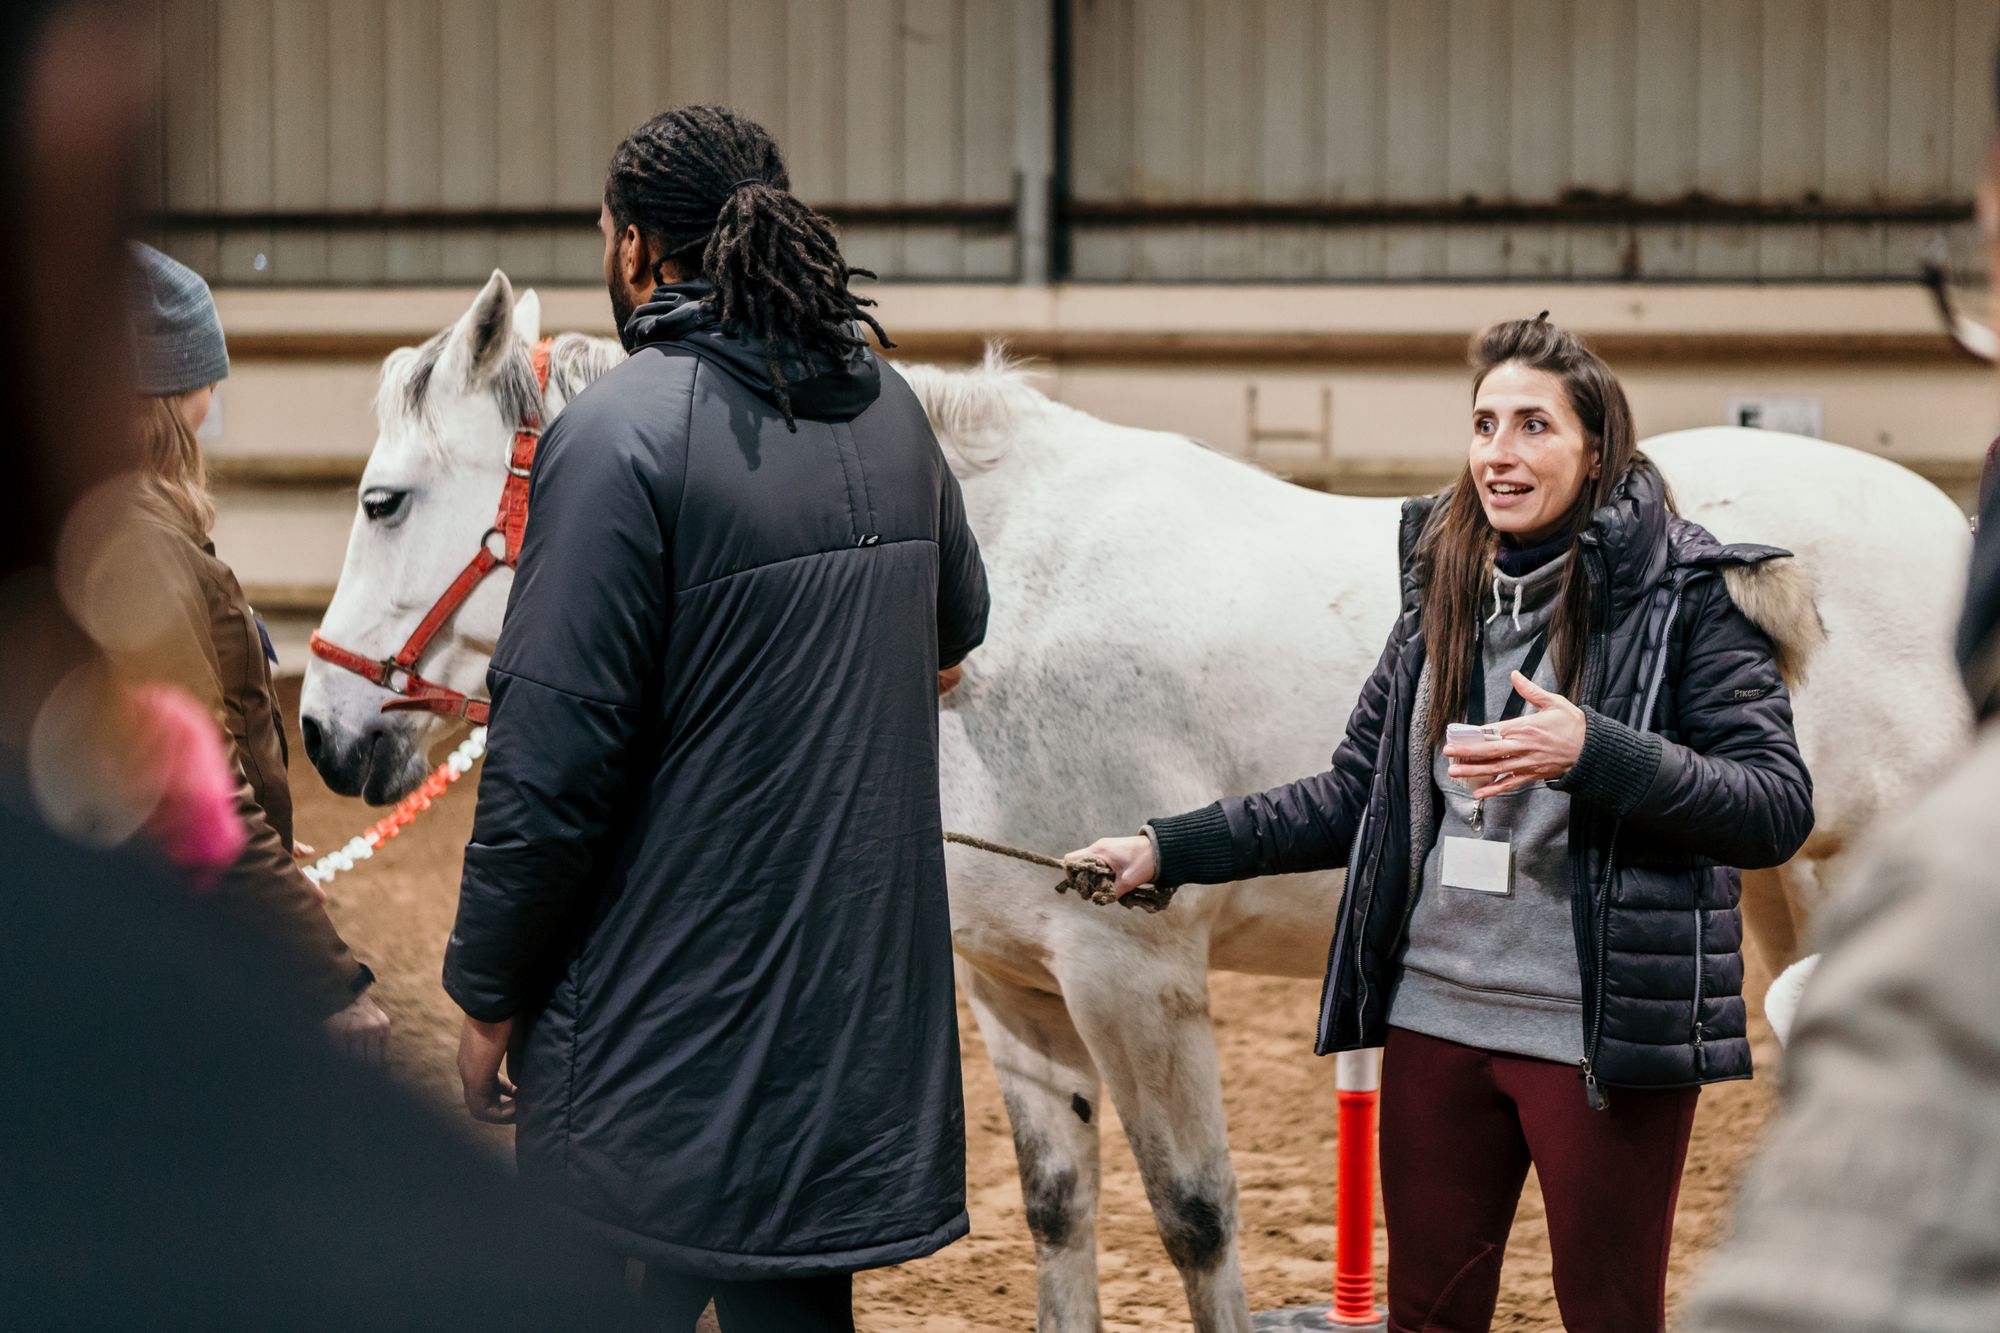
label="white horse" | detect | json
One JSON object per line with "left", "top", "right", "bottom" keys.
{"left": 301, "top": 272, "right": 1972, "bottom": 1333}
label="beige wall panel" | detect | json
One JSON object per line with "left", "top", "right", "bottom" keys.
{"left": 326, "top": 0, "right": 387, "bottom": 282}
{"left": 1067, "top": 0, "right": 1131, "bottom": 278}
{"left": 665, "top": 1, "right": 730, "bottom": 108}
{"left": 552, "top": 0, "right": 614, "bottom": 283}
{"left": 1381, "top": 0, "right": 1449, "bottom": 278}
{"left": 495, "top": 0, "right": 559, "bottom": 279}
{"left": 844, "top": 0, "right": 906, "bottom": 274}
{"left": 1130, "top": 0, "right": 1200, "bottom": 278}
{"left": 903, "top": 0, "right": 965, "bottom": 276}
{"left": 1505, "top": 0, "right": 1576, "bottom": 278}
{"left": 382, "top": 0, "right": 443, "bottom": 280}
{"left": 1443, "top": 0, "right": 1508, "bottom": 278}
{"left": 206, "top": 361, "right": 386, "bottom": 461}
{"left": 1820, "top": 1, "right": 1888, "bottom": 276}
{"left": 961, "top": 0, "right": 1021, "bottom": 278}
{"left": 1950, "top": 0, "right": 2000, "bottom": 185}
{"left": 165, "top": 2, "right": 1985, "bottom": 284}
{"left": 213, "top": 0, "right": 273, "bottom": 281}
{"left": 728, "top": 0, "right": 793, "bottom": 142}
{"left": 608, "top": 0, "right": 663, "bottom": 137}
{"left": 1321, "top": 0, "right": 1387, "bottom": 278}
{"left": 1630, "top": 0, "right": 1700, "bottom": 279}
{"left": 1756, "top": 0, "right": 1826, "bottom": 277}
{"left": 1563, "top": 0, "right": 1637, "bottom": 277}
{"left": 1197, "top": 0, "right": 1257, "bottom": 278}
{"left": 1256, "top": 0, "right": 1323, "bottom": 276}
{"left": 212, "top": 490, "right": 357, "bottom": 593}
{"left": 1692, "top": 0, "right": 1763, "bottom": 277}
{"left": 158, "top": 0, "right": 220, "bottom": 274}
{"left": 784, "top": 0, "right": 845, "bottom": 203}
{"left": 438, "top": 0, "right": 500, "bottom": 279}
{"left": 269, "top": 1, "right": 329, "bottom": 282}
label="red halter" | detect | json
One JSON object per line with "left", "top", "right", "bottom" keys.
{"left": 308, "top": 337, "right": 554, "bottom": 726}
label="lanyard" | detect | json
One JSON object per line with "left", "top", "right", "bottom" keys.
{"left": 1467, "top": 627, "right": 1549, "bottom": 726}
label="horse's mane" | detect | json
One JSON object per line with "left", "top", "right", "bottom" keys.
{"left": 547, "top": 332, "right": 625, "bottom": 406}
{"left": 898, "top": 344, "right": 1051, "bottom": 472}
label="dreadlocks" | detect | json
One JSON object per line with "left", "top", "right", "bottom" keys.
{"left": 604, "top": 105, "right": 891, "bottom": 430}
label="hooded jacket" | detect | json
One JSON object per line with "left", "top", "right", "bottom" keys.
{"left": 443, "top": 284, "right": 989, "bottom": 1278}
{"left": 119, "top": 512, "right": 367, "bottom": 1014}
{"left": 1150, "top": 461, "right": 1814, "bottom": 1098}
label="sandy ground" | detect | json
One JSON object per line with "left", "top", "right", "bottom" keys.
{"left": 287, "top": 680, "right": 1776, "bottom": 1331}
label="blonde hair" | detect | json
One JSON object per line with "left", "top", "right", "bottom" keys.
{"left": 135, "top": 395, "right": 216, "bottom": 542}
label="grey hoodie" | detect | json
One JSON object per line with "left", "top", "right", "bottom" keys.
{"left": 1390, "top": 553, "right": 1582, "bottom": 1064}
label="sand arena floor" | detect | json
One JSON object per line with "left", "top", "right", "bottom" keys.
{"left": 284, "top": 681, "right": 1777, "bottom": 1331}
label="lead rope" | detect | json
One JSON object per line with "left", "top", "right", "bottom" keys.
{"left": 943, "top": 830, "right": 1177, "bottom": 913}
{"left": 301, "top": 726, "right": 488, "bottom": 888}
{"left": 300, "top": 740, "right": 1173, "bottom": 914}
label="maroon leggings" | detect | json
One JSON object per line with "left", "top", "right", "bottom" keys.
{"left": 1379, "top": 1027, "right": 1699, "bottom": 1333}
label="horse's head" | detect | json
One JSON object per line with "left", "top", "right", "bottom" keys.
{"left": 299, "top": 269, "right": 548, "bottom": 804}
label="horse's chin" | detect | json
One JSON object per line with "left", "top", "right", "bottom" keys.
{"left": 306, "top": 723, "right": 428, "bottom": 807}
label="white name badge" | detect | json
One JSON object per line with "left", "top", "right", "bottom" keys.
{"left": 1442, "top": 835, "right": 1512, "bottom": 896}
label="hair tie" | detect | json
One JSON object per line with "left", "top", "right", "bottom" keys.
{"left": 726, "top": 177, "right": 766, "bottom": 196}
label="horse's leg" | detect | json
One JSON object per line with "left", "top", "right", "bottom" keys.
{"left": 1065, "top": 957, "right": 1250, "bottom": 1333}
{"left": 1741, "top": 866, "right": 1803, "bottom": 977}
{"left": 964, "top": 965, "right": 1106, "bottom": 1333}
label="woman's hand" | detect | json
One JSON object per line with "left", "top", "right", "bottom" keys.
{"left": 1063, "top": 834, "right": 1158, "bottom": 899}
{"left": 1444, "top": 670, "right": 1588, "bottom": 799}
{"left": 325, "top": 993, "right": 391, "bottom": 1066}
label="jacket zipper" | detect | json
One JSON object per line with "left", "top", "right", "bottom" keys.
{"left": 1314, "top": 804, "right": 1368, "bottom": 1052}
{"left": 1691, "top": 906, "right": 1708, "bottom": 1076}
{"left": 1577, "top": 577, "right": 1684, "bottom": 1111}
{"left": 1326, "top": 681, "right": 1404, "bottom": 1051}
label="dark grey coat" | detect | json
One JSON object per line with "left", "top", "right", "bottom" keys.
{"left": 1150, "top": 461, "right": 1813, "bottom": 1101}
{"left": 443, "top": 284, "right": 989, "bottom": 1278}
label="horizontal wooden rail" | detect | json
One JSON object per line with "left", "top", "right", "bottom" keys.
{"left": 210, "top": 455, "right": 364, "bottom": 487}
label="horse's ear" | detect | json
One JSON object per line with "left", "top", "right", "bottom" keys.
{"left": 513, "top": 287, "right": 542, "bottom": 346}
{"left": 448, "top": 269, "right": 515, "bottom": 383}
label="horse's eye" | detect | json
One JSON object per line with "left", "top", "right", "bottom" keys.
{"left": 361, "top": 488, "right": 408, "bottom": 523}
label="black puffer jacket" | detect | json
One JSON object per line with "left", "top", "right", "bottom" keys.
{"left": 1150, "top": 461, "right": 1813, "bottom": 1098}
{"left": 443, "top": 283, "right": 989, "bottom": 1277}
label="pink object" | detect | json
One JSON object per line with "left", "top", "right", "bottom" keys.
{"left": 130, "top": 684, "right": 245, "bottom": 889}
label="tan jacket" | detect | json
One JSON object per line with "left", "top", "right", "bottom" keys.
{"left": 1684, "top": 724, "right": 2000, "bottom": 1331}
{"left": 125, "top": 514, "right": 366, "bottom": 1015}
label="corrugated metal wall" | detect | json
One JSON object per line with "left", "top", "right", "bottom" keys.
{"left": 1068, "top": 0, "right": 2000, "bottom": 280}
{"left": 151, "top": 0, "right": 1999, "bottom": 285}
{"left": 148, "top": 0, "right": 1023, "bottom": 285}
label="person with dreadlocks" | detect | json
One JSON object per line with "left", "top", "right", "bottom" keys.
{"left": 440, "top": 106, "right": 988, "bottom": 1332}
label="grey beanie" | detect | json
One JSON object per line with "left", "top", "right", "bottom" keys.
{"left": 127, "top": 242, "right": 229, "bottom": 396}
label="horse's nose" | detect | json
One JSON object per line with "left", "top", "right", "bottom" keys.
{"left": 299, "top": 714, "right": 327, "bottom": 768}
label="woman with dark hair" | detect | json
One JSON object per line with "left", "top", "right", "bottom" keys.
{"left": 1073, "top": 316, "right": 1813, "bottom": 1332}
{"left": 444, "top": 106, "right": 988, "bottom": 1332}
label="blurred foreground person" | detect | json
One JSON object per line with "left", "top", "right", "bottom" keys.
{"left": 445, "top": 106, "right": 988, "bottom": 1332}
{"left": 0, "top": 5, "right": 639, "bottom": 1328}
{"left": 109, "top": 242, "right": 388, "bottom": 1056}
{"left": 1685, "top": 59, "right": 2000, "bottom": 1333}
